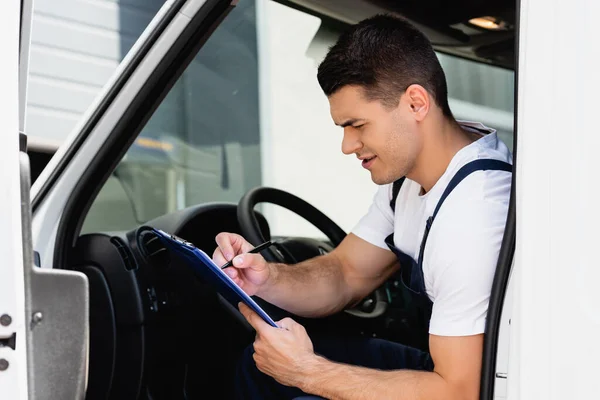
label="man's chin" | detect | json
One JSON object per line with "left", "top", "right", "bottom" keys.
{"left": 370, "top": 170, "right": 402, "bottom": 185}
{"left": 370, "top": 174, "right": 394, "bottom": 186}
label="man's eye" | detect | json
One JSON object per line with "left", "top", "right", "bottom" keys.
{"left": 353, "top": 125, "right": 364, "bottom": 129}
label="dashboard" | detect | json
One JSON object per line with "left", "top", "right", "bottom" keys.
{"left": 70, "top": 202, "right": 270, "bottom": 399}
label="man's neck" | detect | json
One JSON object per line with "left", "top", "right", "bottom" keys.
{"left": 408, "top": 119, "right": 479, "bottom": 194}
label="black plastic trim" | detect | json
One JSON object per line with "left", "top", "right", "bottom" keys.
{"left": 19, "top": 132, "right": 27, "bottom": 152}
{"left": 479, "top": 0, "right": 519, "bottom": 398}
{"left": 111, "top": 236, "right": 139, "bottom": 271}
{"left": 31, "top": 0, "right": 187, "bottom": 213}
{"left": 54, "top": 0, "right": 234, "bottom": 271}
{"left": 19, "top": 0, "right": 24, "bottom": 52}
{"left": 79, "top": 265, "right": 117, "bottom": 400}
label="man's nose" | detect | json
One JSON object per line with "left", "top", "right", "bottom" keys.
{"left": 341, "top": 128, "right": 362, "bottom": 155}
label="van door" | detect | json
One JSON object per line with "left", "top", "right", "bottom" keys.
{"left": 1, "top": 0, "right": 90, "bottom": 399}
{"left": 20, "top": 0, "right": 234, "bottom": 398}
{"left": 0, "top": 0, "right": 31, "bottom": 397}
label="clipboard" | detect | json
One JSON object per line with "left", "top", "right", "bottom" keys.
{"left": 152, "top": 228, "right": 278, "bottom": 328}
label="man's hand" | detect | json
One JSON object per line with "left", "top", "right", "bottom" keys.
{"left": 213, "top": 232, "right": 398, "bottom": 319}
{"left": 238, "top": 302, "right": 317, "bottom": 388}
{"left": 240, "top": 299, "right": 484, "bottom": 400}
{"left": 212, "top": 232, "right": 272, "bottom": 296}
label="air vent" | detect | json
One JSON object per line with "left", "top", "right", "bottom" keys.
{"left": 110, "top": 237, "right": 138, "bottom": 271}
{"left": 138, "top": 228, "right": 170, "bottom": 268}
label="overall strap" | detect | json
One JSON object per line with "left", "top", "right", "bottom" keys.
{"left": 428, "top": 159, "right": 512, "bottom": 229}
{"left": 390, "top": 177, "right": 406, "bottom": 212}
{"left": 390, "top": 159, "right": 511, "bottom": 215}
{"left": 417, "top": 158, "right": 512, "bottom": 276}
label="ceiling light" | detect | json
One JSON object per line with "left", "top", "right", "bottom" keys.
{"left": 468, "top": 16, "right": 506, "bottom": 30}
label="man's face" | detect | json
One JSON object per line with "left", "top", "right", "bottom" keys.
{"left": 328, "top": 85, "right": 421, "bottom": 185}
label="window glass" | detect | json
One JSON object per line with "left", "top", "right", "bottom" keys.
{"left": 438, "top": 53, "right": 514, "bottom": 150}
{"left": 82, "top": 0, "right": 260, "bottom": 233}
{"left": 82, "top": 0, "right": 514, "bottom": 240}
{"left": 26, "top": 0, "right": 168, "bottom": 145}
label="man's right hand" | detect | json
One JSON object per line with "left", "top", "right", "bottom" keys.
{"left": 212, "top": 232, "right": 272, "bottom": 296}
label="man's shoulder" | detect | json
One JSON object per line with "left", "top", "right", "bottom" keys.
{"left": 451, "top": 160, "right": 512, "bottom": 204}
{"left": 427, "top": 154, "right": 512, "bottom": 244}
{"left": 427, "top": 181, "right": 510, "bottom": 263}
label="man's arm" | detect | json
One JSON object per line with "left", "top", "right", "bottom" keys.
{"left": 258, "top": 233, "right": 398, "bottom": 317}
{"left": 299, "top": 334, "right": 483, "bottom": 400}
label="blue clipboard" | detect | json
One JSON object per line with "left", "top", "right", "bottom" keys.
{"left": 152, "top": 228, "right": 278, "bottom": 328}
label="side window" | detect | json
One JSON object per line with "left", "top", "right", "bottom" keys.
{"left": 438, "top": 53, "right": 514, "bottom": 150}
{"left": 82, "top": 0, "right": 260, "bottom": 233}
{"left": 26, "top": 0, "right": 168, "bottom": 147}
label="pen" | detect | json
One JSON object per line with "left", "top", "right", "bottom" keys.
{"left": 220, "top": 241, "right": 273, "bottom": 269}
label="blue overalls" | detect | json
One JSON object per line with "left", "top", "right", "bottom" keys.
{"left": 234, "top": 159, "right": 512, "bottom": 400}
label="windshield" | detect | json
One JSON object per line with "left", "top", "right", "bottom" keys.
{"left": 81, "top": 0, "right": 515, "bottom": 238}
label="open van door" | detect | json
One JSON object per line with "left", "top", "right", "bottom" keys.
{"left": 0, "top": 0, "right": 32, "bottom": 397}
{"left": 1, "top": 0, "right": 90, "bottom": 399}
{"left": 21, "top": 0, "right": 235, "bottom": 398}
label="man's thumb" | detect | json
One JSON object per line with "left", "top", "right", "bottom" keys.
{"left": 233, "top": 253, "right": 266, "bottom": 270}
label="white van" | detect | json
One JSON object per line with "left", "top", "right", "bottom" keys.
{"left": 1, "top": 0, "right": 598, "bottom": 399}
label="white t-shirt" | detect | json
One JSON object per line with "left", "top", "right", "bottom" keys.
{"left": 352, "top": 121, "right": 513, "bottom": 336}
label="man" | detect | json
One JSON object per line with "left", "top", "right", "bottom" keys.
{"left": 213, "top": 14, "right": 512, "bottom": 400}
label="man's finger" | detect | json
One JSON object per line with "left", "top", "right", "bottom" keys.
{"left": 215, "top": 233, "right": 255, "bottom": 260}
{"left": 212, "top": 246, "right": 228, "bottom": 265}
{"left": 215, "top": 233, "right": 236, "bottom": 261}
{"left": 237, "top": 237, "right": 256, "bottom": 253}
{"left": 223, "top": 267, "right": 239, "bottom": 280}
{"left": 239, "top": 302, "right": 271, "bottom": 333}
{"left": 232, "top": 253, "right": 266, "bottom": 270}
{"left": 276, "top": 317, "right": 299, "bottom": 331}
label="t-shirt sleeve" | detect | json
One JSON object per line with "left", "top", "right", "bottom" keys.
{"left": 351, "top": 185, "right": 394, "bottom": 250}
{"left": 427, "top": 198, "right": 509, "bottom": 336}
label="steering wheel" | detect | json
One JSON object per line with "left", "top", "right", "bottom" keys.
{"left": 237, "top": 187, "right": 388, "bottom": 319}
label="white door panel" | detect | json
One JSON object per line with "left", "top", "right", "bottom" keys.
{"left": 0, "top": 0, "right": 29, "bottom": 396}
{"left": 23, "top": 1, "right": 234, "bottom": 398}
{"left": 509, "top": 0, "right": 600, "bottom": 398}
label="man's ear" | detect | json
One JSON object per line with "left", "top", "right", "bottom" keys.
{"left": 405, "top": 84, "right": 430, "bottom": 122}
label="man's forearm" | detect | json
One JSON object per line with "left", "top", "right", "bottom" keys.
{"left": 257, "top": 253, "right": 353, "bottom": 318}
{"left": 299, "top": 356, "right": 462, "bottom": 400}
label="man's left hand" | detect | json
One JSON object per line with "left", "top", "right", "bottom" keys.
{"left": 238, "top": 302, "right": 317, "bottom": 388}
